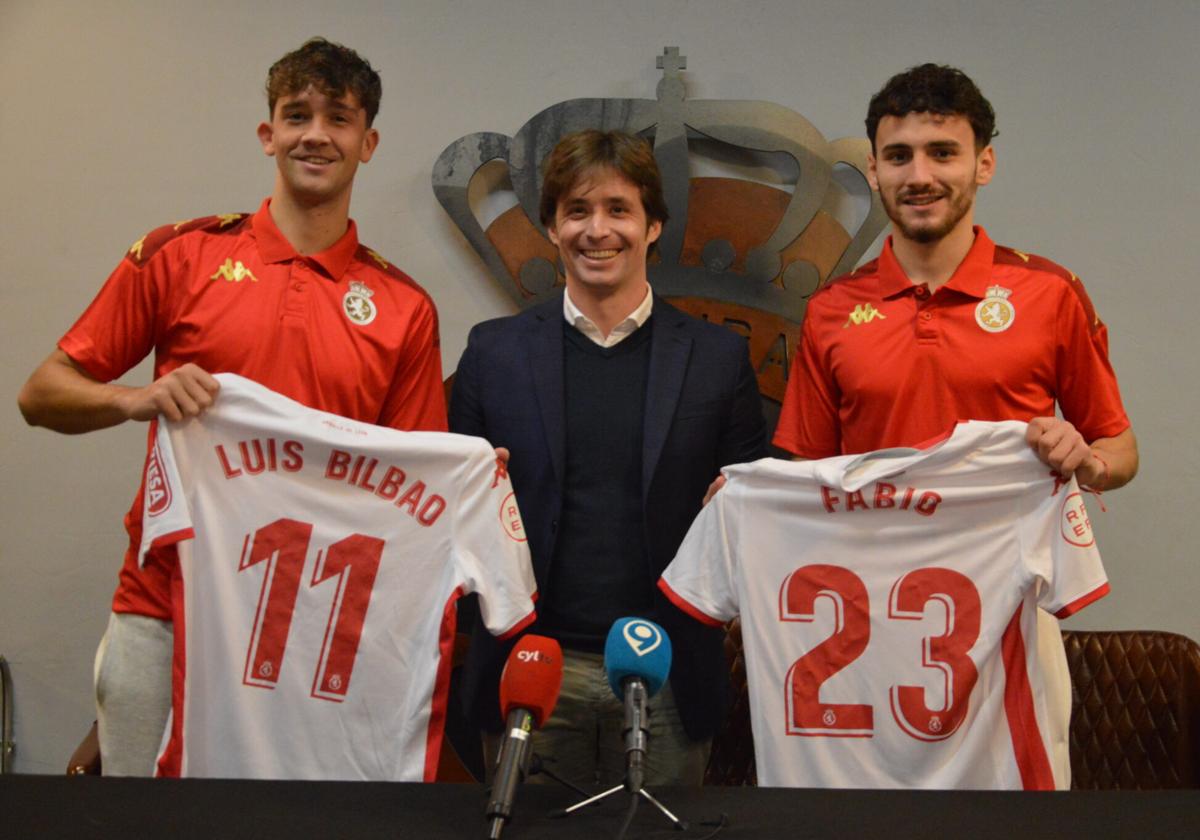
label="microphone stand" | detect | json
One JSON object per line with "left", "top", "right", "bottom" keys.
{"left": 552, "top": 680, "right": 688, "bottom": 831}
{"left": 528, "top": 753, "right": 590, "bottom": 797}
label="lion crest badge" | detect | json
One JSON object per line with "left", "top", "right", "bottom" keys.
{"left": 975, "top": 285, "right": 1015, "bottom": 333}
{"left": 343, "top": 280, "right": 377, "bottom": 326}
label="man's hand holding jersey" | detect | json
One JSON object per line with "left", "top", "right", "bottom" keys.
{"left": 19, "top": 350, "right": 220, "bottom": 433}
{"left": 1025, "top": 416, "right": 1138, "bottom": 491}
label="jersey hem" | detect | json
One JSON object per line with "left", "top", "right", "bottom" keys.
{"left": 657, "top": 578, "right": 725, "bottom": 628}
{"left": 496, "top": 607, "right": 538, "bottom": 641}
{"left": 140, "top": 528, "right": 194, "bottom": 567}
{"left": 1053, "top": 582, "right": 1111, "bottom": 619}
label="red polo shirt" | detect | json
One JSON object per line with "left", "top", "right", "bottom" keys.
{"left": 773, "top": 227, "right": 1130, "bottom": 458}
{"left": 61, "top": 200, "right": 448, "bottom": 616}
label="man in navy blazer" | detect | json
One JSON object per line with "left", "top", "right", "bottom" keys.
{"left": 451, "top": 130, "right": 766, "bottom": 786}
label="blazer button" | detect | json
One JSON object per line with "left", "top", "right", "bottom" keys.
{"left": 550, "top": 519, "right": 558, "bottom": 531}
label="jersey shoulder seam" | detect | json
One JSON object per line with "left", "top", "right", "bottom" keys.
{"left": 124, "top": 213, "right": 252, "bottom": 268}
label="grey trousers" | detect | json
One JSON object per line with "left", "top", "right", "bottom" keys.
{"left": 94, "top": 612, "right": 173, "bottom": 776}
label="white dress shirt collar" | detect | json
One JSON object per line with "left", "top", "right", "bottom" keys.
{"left": 562, "top": 286, "right": 654, "bottom": 348}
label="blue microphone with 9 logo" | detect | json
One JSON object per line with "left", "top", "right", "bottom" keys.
{"left": 603, "top": 617, "right": 672, "bottom": 792}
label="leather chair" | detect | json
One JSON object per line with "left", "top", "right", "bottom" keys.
{"left": 704, "top": 619, "right": 757, "bottom": 786}
{"left": 1065, "top": 629, "right": 1200, "bottom": 789}
{"left": 704, "top": 623, "right": 1200, "bottom": 789}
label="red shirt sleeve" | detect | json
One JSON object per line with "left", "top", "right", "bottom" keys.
{"left": 1053, "top": 280, "right": 1130, "bottom": 443}
{"left": 58, "top": 238, "right": 164, "bottom": 381}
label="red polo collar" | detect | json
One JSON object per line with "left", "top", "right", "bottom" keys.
{"left": 250, "top": 198, "right": 360, "bottom": 280}
{"left": 876, "top": 226, "right": 997, "bottom": 299}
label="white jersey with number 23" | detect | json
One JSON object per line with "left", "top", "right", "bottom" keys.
{"left": 660, "top": 420, "right": 1107, "bottom": 789}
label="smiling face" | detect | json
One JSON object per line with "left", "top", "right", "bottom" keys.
{"left": 548, "top": 166, "right": 662, "bottom": 301}
{"left": 868, "top": 112, "right": 994, "bottom": 245}
{"left": 257, "top": 85, "right": 378, "bottom": 211}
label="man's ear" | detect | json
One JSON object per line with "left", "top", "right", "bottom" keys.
{"left": 359, "top": 127, "right": 380, "bottom": 163}
{"left": 646, "top": 218, "right": 662, "bottom": 246}
{"left": 866, "top": 152, "right": 880, "bottom": 191}
{"left": 257, "top": 122, "right": 275, "bottom": 156}
{"left": 975, "top": 145, "right": 996, "bottom": 186}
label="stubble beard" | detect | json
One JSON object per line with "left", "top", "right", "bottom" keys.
{"left": 882, "top": 176, "right": 978, "bottom": 245}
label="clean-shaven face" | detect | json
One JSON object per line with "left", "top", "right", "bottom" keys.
{"left": 548, "top": 167, "right": 662, "bottom": 297}
{"left": 258, "top": 85, "right": 378, "bottom": 207}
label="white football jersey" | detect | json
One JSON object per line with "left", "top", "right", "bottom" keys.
{"left": 139, "top": 374, "right": 536, "bottom": 780}
{"left": 660, "top": 421, "right": 1107, "bottom": 790}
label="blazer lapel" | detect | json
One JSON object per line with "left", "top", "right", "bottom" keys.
{"left": 642, "top": 299, "right": 691, "bottom": 498}
{"left": 526, "top": 299, "right": 566, "bottom": 486}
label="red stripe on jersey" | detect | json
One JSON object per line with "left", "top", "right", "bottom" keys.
{"left": 156, "top": 563, "right": 188, "bottom": 777}
{"left": 496, "top": 603, "right": 538, "bottom": 642}
{"left": 423, "top": 586, "right": 463, "bottom": 782}
{"left": 142, "top": 529, "right": 194, "bottom": 566}
{"left": 1054, "top": 582, "right": 1110, "bottom": 619}
{"left": 657, "top": 578, "right": 725, "bottom": 628}
{"left": 1000, "top": 605, "right": 1056, "bottom": 790}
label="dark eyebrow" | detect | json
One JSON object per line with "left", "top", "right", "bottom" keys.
{"left": 879, "top": 142, "right": 912, "bottom": 156}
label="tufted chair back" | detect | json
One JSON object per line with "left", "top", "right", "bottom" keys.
{"left": 1064, "top": 629, "right": 1200, "bottom": 789}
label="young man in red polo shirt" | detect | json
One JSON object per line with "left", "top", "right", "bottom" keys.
{"left": 18, "top": 38, "right": 447, "bottom": 775}
{"left": 771, "top": 63, "right": 1137, "bottom": 786}
{"left": 775, "top": 64, "right": 1136, "bottom": 484}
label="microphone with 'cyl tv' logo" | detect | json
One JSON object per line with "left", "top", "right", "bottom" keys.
{"left": 486, "top": 634, "right": 563, "bottom": 840}
{"left": 604, "top": 617, "right": 672, "bottom": 793}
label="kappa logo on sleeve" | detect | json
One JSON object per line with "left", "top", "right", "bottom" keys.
{"left": 145, "top": 440, "right": 173, "bottom": 517}
{"left": 499, "top": 491, "right": 526, "bottom": 542}
{"left": 1060, "top": 491, "right": 1094, "bottom": 547}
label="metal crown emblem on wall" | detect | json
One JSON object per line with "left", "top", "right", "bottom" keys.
{"left": 432, "top": 47, "right": 887, "bottom": 410}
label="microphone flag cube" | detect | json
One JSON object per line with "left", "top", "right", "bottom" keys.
{"left": 604, "top": 617, "right": 672, "bottom": 699}
{"left": 499, "top": 634, "right": 563, "bottom": 729}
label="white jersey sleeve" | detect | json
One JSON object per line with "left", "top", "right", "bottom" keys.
{"left": 138, "top": 373, "right": 536, "bottom": 781}
{"left": 659, "top": 470, "right": 741, "bottom": 627}
{"left": 138, "top": 418, "right": 194, "bottom": 560}
{"left": 1020, "top": 479, "right": 1110, "bottom": 618}
{"left": 450, "top": 449, "right": 536, "bottom": 638}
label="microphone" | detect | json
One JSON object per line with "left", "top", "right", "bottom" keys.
{"left": 603, "top": 617, "right": 672, "bottom": 792}
{"left": 486, "top": 634, "right": 563, "bottom": 840}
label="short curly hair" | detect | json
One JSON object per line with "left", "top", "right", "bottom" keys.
{"left": 266, "top": 38, "right": 382, "bottom": 126}
{"left": 866, "top": 64, "right": 996, "bottom": 152}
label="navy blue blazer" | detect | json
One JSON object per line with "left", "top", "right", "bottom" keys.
{"left": 450, "top": 294, "right": 767, "bottom": 739}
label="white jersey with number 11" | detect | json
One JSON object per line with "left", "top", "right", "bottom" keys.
{"left": 139, "top": 373, "right": 536, "bottom": 780}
